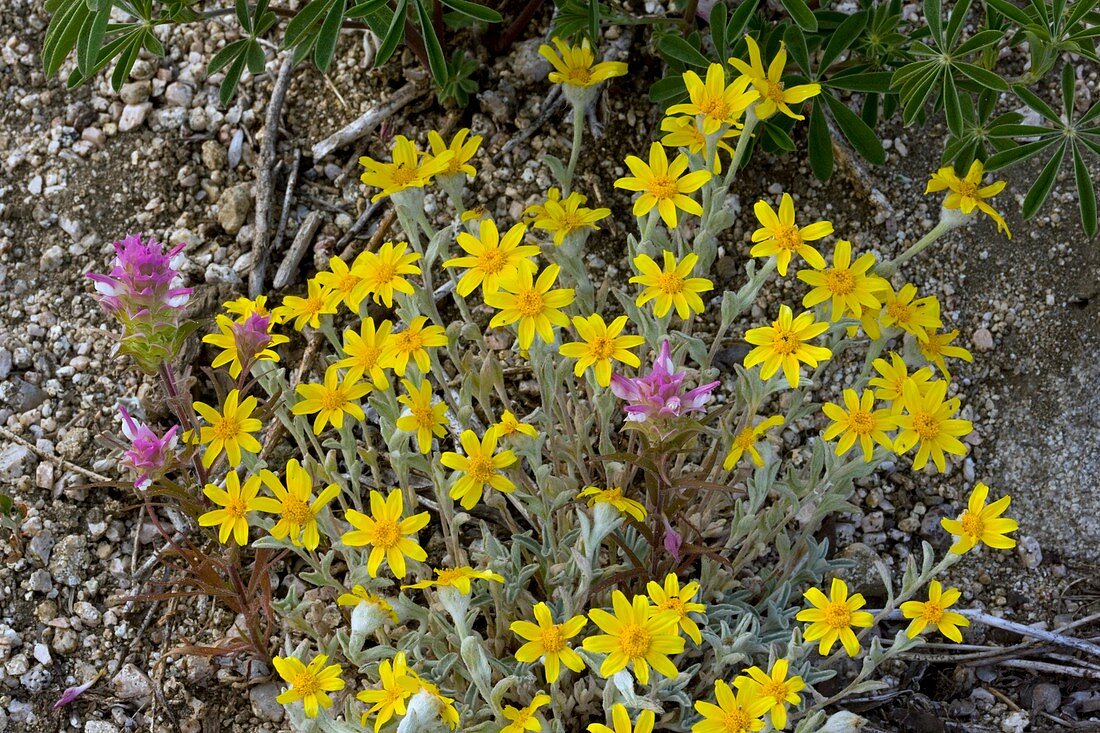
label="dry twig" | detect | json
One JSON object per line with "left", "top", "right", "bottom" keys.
{"left": 249, "top": 55, "right": 295, "bottom": 297}
{"left": 311, "top": 81, "right": 424, "bottom": 160}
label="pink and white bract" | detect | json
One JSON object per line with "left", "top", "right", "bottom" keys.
{"left": 610, "top": 340, "right": 719, "bottom": 428}
{"left": 119, "top": 405, "right": 179, "bottom": 490}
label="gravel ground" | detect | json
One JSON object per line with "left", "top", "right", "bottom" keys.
{"left": 1, "top": 0, "right": 1098, "bottom": 731}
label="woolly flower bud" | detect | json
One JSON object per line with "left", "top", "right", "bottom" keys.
{"left": 118, "top": 405, "right": 179, "bottom": 490}
{"left": 86, "top": 234, "right": 193, "bottom": 373}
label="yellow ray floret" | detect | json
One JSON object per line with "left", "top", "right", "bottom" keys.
{"left": 743, "top": 304, "right": 832, "bottom": 387}
{"left": 900, "top": 580, "right": 970, "bottom": 642}
{"left": 796, "top": 577, "right": 874, "bottom": 656}
{"left": 615, "top": 142, "right": 712, "bottom": 228}
{"left": 940, "top": 482, "right": 1018, "bottom": 554}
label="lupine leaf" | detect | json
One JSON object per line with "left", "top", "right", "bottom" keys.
{"left": 1072, "top": 145, "right": 1097, "bottom": 236}
{"left": 1022, "top": 141, "right": 1066, "bottom": 218}
{"left": 780, "top": 0, "right": 818, "bottom": 32}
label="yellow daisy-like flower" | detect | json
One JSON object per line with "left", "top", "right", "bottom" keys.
{"left": 692, "top": 679, "right": 771, "bottom": 733}
{"left": 926, "top": 160, "right": 1010, "bottom": 237}
{"left": 723, "top": 415, "right": 784, "bottom": 469}
{"left": 191, "top": 388, "right": 263, "bottom": 468}
{"left": 796, "top": 577, "right": 874, "bottom": 657}
{"left": 796, "top": 240, "right": 889, "bottom": 321}
{"left": 385, "top": 316, "right": 449, "bottom": 376}
{"left": 729, "top": 35, "right": 821, "bottom": 120}
{"left": 440, "top": 429, "right": 517, "bottom": 510}
{"left": 538, "top": 37, "right": 628, "bottom": 88}
{"left": 510, "top": 602, "right": 587, "bottom": 683}
{"left": 822, "top": 389, "right": 899, "bottom": 462}
{"left": 356, "top": 652, "right": 418, "bottom": 731}
{"left": 879, "top": 284, "right": 942, "bottom": 342}
{"left": 659, "top": 115, "right": 738, "bottom": 173}
{"left": 359, "top": 135, "right": 453, "bottom": 202}
{"left": 427, "top": 128, "right": 482, "bottom": 180}
{"left": 501, "top": 694, "right": 551, "bottom": 733}
{"left": 559, "top": 314, "right": 645, "bottom": 387}
{"left": 342, "top": 489, "right": 429, "bottom": 578}
{"left": 630, "top": 251, "right": 713, "bottom": 319}
{"left": 202, "top": 314, "right": 289, "bottom": 378}
{"left": 395, "top": 378, "right": 449, "bottom": 454}
{"left": 292, "top": 365, "right": 372, "bottom": 435}
{"left": 522, "top": 187, "right": 563, "bottom": 224}
{"left": 582, "top": 590, "right": 685, "bottom": 685}
{"left": 900, "top": 580, "right": 970, "bottom": 642}
{"left": 402, "top": 565, "right": 505, "bottom": 594}
{"left": 273, "top": 654, "right": 345, "bottom": 719}
{"left": 315, "top": 255, "right": 369, "bottom": 312}
{"left": 647, "top": 573, "right": 706, "bottom": 645}
{"left": 894, "top": 379, "right": 972, "bottom": 472}
{"left": 443, "top": 219, "right": 539, "bottom": 297}
{"left": 356, "top": 241, "right": 421, "bottom": 308}
{"left": 869, "top": 352, "right": 936, "bottom": 414}
{"left": 254, "top": 458, "right": 340, "bottom": 550}
{"left": 336, "top": 318, "right": 396, "bottom": 389}
{"left": 743, "top": 305, "right": 832, "bottom": 387}
{"left": 530, "top": 191, "right": 611, "bottom": 246}
{"left": 615, "top": 142, "right": 712, "bottom": 228}
{"left": 577, "top": 486, "right": 647, "bottom": 522}
{"left": 276, "top": 277, "right": 338, "bottom": 331}
{"left": 489, "top": 409, "right": 538, "bottom": 440}
{"left": 484, "top": 264, "right": 576, "bottom": 349}
{"left": 336, "top": 584, "right": 398, "bottom": 622}
{"left": 198, "top": 470, "right": 264, "bottom": 546}
{"left": 940, "top": 482, "right": 1018, "bottom": 554}
{"left": 734, "top": 659, "right": 805, "bottom": 731}
{"left": 919, "top": 329, "right": 974, "bottom": 380}
{"left": 750, "top": 193, "right": 832, "bottom": 276}
{"left": 223, "top": 294, "right": 276, "bottom": 321}
{"left": 589, "top": 704, "right": 655, "bottom": 733}
{"left": 668, "top": 63, "right": 758, "bottom": 134}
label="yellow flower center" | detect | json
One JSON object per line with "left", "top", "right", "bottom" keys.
{"left": 337, "top": 272, "right": 360, "bottom": 293}
{"left": 539, "top": 624, "right": 566, "bottom": 652}
{"left": 771, "top": 328, "right": 800, "bottom": 356}
{"left": 646, "top": 175, "right": 679, "bottom": 200}
{"left": 320, "top": 388, "right": 348, "bottom": 411}
{"left": 477, "top": 248, "right": 508, "bottom": 275}
{"left": 603, "top": 488, "right": 624, "bottom": 501}
{"left": 823, "top": 601, "right": 852, "bottom": 629}
{"left": 213, "top": 416, "right": 243, "bottom": 441}
{"left": 436, "top": 568, "right": 465, "bottom": 585}
{"left": 655, "top": 271, "right": 685, "bottom": 295}
{"left": 565, "top": 67, "right": 593, "bottom": 85}
{"left": 370, "top": 263, "right": 398, "bottom": 286}
{"left": 912, "top": 412, "right": 941, "bottom": 440}
{"left": 824, "top": 268, "right": 855, "bottom": 295}
{"left": 698, "top": 97, "right": 730, "bottom": 119}
{"left": 355, "top": 345, "right": 382, "bottom": 369}
{"left": 761, "top": 679, "right": 790, "bottom": 702}
{"left": 763, "top": 79, "right": 786, "bottom": 103}
{"left": 920, "top": 601, "right": 945, "bottom": 623}
{"left": 283, "top": 495, "right": 313, "bottom": 526}
{"left": 514, "top": 708, "right": 535, "bottom": 725}
{"left": 847, "top": 409, "right": 875, "bottom": 435}
{"left": 391, "top": 166, "right": 417, "bottom": 186}
{"left": 302, "top": 295, "right": 326, "bottom": 317}
{"left": 734, "top": 428, "right": 756, "bottom": 450}
{"left": 960, "top": 510, "right": 984, "bottom": 538}
{"left": 372, "top": 518, "right": 400, "bottom": 549}
{"left": 956, "top": 181, "right": 980, "bottom": 200}
{"left": 558, "top": 211, "right": 583, "bottom": 233}
{"left": 395, "top": 330, "right": 423, "bottom": 353}
{"left": 659, "top": 597, "right": 686, "bottom": 617}
{"left": 466, "top": 454, "right": 496, "bottom": 484}
{"left": 886, "top": 300, "right": 914, "bottom": 325}
{"left": 588, "top": 335, "right": 616, "bottom": 360}
{"left": 411, "top": 405, "right": 436, "bottom": 428}
{"left": 291, "top": 670, "right": 320, "bottom": 697}
{"left": 514, "top": 289, "right": 545, "bottom": 318}
{"left": 774, "top": 225, "right": 803, "bottom": 251}
{"left": 721, "top": 708, "right": 753, "bottom": 732}
{"left": 225, "top": 496, "right": 248, "bottom": 519}
{"left": 618, "top": 623, "right": 652, "bottom": 659}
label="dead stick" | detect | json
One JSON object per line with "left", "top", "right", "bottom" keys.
{"left": 0, "top": 424, "right": 109, "bottom": 483}
{"left": 311, "top": 82, "right": 424, "bottom": 160}
{"left": 273, "top": 210, "right": 324, "bottom": 289}
{"left": 271, "top": 148, "right": 302, "bottom": 259}
{"left": 249, "top": 55, "right": 295, "bottom": 298}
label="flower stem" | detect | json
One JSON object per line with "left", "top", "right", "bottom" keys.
{"left": 563, "top": 104, "right": 585, "bottom": 195}
{"left": 878, "top": 215, "right": 961, "bottom": 277}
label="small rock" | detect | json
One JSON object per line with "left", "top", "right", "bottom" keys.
{"left": 74, "top": 601, "right": 102, "bottom": 627}
{"left": 40, "top": 245, "right": 65, "bottom": 269}
{"left": 512, "top": 38, "right": 552, "bottom": 83}
{"left": 0, "top": 348, "right": 11, "bottom": 379}
{"left": 149, "top": 106, "right": 187, "bottom": 132}
{"left": 84, "top": 721, "right": 121, "bottom": 733}
{"left": 0, "top": 445, "right": 30, "bottom": 480}
{"left": 57, "top": 428, "right": 90, "bottom": 461}
{"left": 250, "top": 682, "right": 285, "bottom": 722}
{"left": 28, "top": 175, "right": 43, "bottom": 195}
{"left": 35, "top": 462, "right": 54, "bottom": 490}
{"left": 217, "top": 183, "right": 253, "bottom": 234}
{"left": 201, "top": 140, "right": 228, "bottom": 171}
{"left": 27, "top": 531, "right": 54, "bottom": 565}
{"left": 164, "top": 82, "right": 194, "bottom": 107}
{"left": 119, "top": 81, "right": 151, "bottom": 105}
{"left": 48, "top": 535, "right": 88, "bottom": 587}
{"left": 1017, "top": 535, "right": 1042, "bottom": 569}
{"left": 205, "top": 262, "right": 242, "bottom": 285}
{"left": 713, "top": 344, "right": 751, "bottom": 374}
{"left": 10, "top": 380, "right": 48, "bottom": 413}
{"left": 1000, "top": 710, "right": 1029, "bottom": 733}
{"left": 111, "top": 663, "right": 153, "bottom": 701}
{"left": 118, "top": 102, "right": 152, "bottom": 132}
{"left": 834, "top": 542, "right": 885, "bottom": 597}
{"left": 32, "top": 643, "right": 51, "bottom": 665}
{"left": 1030, "top": 682, "right": 1061, "bottom": 713}
{"left": 972, "top": 327, "right": 994, "bottom": 351}
{"left": 28, "top": 569, "right": 52, "bottom": 594}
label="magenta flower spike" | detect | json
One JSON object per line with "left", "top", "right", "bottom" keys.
{"left": 119, "top": 405, "right": 179, "bottom": 490}
{"left": 86, "top": 234, "right": 193, "bottom": 373}
{"left": 610, "top": 340, "right": 719, "bottom": 430}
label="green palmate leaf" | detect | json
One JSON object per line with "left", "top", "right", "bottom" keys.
{"left": 649, "top": 75, "right": 687, "bottom": 104}
{"left": 823, "top": 92, "right": 886, "bottom": 164}
{"left": 414, "top": 0, "right": 447, "bottom": 86}
{"left": 1072, "top": 145, "right": 1097, "bottom": 236}
{"left": 236, "top": 0, "right": 252, "bottom": 33}
{"left": 710, "top": 1, "right": 728, "bottom": 56}
{"left": 819, "top": 12, "right": 868, "bottom": 71}
{"left": 245, "top": 38, "right": 265, "bottom": 74}
{"left": 945, "top": 0, "right": 973, "bottom": 47}
{"left": 283, "top": 0, "right": 330, "bottom": 48}
{"left": 1022, "top": 141, "right": 1066, "bottom": 218}
{"left": 956, "top": 62, "right": 1009, "bottom": 91}
{"left": 763, "top": 122, "right": 796, "bottom": 151}
{"left": 943, "top": 72, "right": 963, "bottom": 138}
{"left": 780, "top": 0, "right": 818, "bottom": 31}
{"left": 985, "top": 0, "right": 1033, "bottom": 25}
{"left": 588, "top": 0, "right": 600, "bottom": 43}
{"left": 984, "top": 137, "right": 1058, "bottom": 169}
{"left": 783, "top": 23, "right": 810, "bottom": 75}
{"left": 808, "top": 102, "right": 834, "bottom": 180}
{"left": 110, "top": 33, "right": 142, "bottom": 90}
{"left": 375, "top": 0, "right": 408, "bottom": 67}
{"left": 828, "top": 71, "right": 893, "bottom": 93}
{"left": 44, "top": 0, "right": 92, "bottom": 77}
{"left": 954, "top": 28, "right": 1006, "bottom": 55}
{"left": 1013, "top": 84, "right": 1062, "bottom": 123}
{"left": 657, "top": 34, "right": 710, "bottom": 67}
{"left": 76, "top": 2, "right": 110, "bottom": 76}
{"left": 900, "top": 65, "right": 942, "bottom": 124}
{"left": 923, "top": 0, "right": 943, "bottom": 45}
{"left": 726, "top": 0, "right": 759, "bottom": 45}
{"left": 208, "top": 37, "right": 249, "bottom": 74}
{"left": 440, "top": 0, "right": 501, "bottom": 22}
{"left": 1061, "top": 62, "right": 1076, "bottom": 122}
{"left": 220, "top": 53, "right": 249, "bottom": 106}
{"left": 314, "top": 0, "right": 346, "bottom": 71}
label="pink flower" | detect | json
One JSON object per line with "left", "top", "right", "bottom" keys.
{"left": 610, "top": 340, "right": 719, "bottom": 426}
{"left": 663, "top": 518, "right": 683, "bottom": 562}
{"left": 53, "top": 671, "right": 103, "bottom": 710}
{"left": 119, "top": 405, "right": 179, "bottom": 490}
